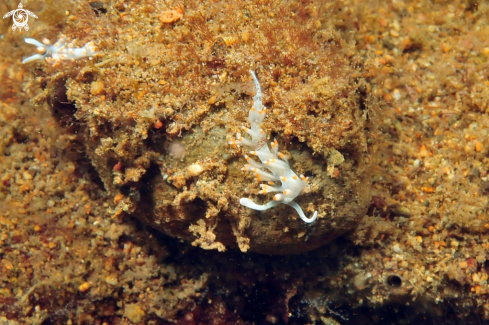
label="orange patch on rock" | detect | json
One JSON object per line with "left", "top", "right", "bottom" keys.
{"left": 159, "top": 7, "right": 183, "bottom": 24}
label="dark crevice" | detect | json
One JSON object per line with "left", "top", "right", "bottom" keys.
{"left": 89, "top": 1, "right": 107, "bottom": 15}
{"left": 387, "top": 275, "right": 402, "bottom": 288}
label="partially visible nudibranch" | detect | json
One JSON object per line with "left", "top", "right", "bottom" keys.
{"left": 22, "top": 36, "right": 98, "bottom": 64}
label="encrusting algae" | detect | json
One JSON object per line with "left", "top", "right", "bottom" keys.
{"left": 3, "top": 0, "right": 489, "bottom": 323}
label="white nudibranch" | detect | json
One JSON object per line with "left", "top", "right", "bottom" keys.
{"left": 229, "top": 70, "right": 318, "bottom": 224}
{"left": 22, "top": 37, "right": 97, "bottom": 64}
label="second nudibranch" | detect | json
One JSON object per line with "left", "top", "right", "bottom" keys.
{"left": 22, "top": 37, "right": 97, "bottom": 64}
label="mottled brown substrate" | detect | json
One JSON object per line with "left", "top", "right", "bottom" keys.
{"left": 33, "top": 0, "right": 373, "bottom": 254}
{"left": 5, "top": 0, "right": 489, "bottom": 322}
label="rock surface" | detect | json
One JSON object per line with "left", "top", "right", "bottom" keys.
{"left": 29, "top": 0, "right": 375, "bottom": 254}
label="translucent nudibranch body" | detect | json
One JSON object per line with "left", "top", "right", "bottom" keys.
{"left": 22, "top": 37, "right": 97, "bottom": 64}
{"left": 229, "top": 71, "right": 318, "bottom": 223}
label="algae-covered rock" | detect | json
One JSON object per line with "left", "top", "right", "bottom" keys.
{"left": 32, "top": 0, "right": 374, "bottom": 254}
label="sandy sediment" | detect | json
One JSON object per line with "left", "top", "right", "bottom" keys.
{"left": 1, "top": 0, "right": 489, "bottom": 323}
